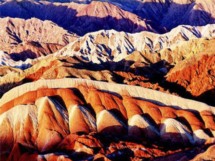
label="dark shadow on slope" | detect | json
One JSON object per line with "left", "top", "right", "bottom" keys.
{"left": 2, "top": 130, "right": 212, "bottom": 161}
{"left": 196, "top": 88, "right": 215, "bottom": 106}
{"left": 71, "top": 87, "right": 97, "bottom": 117}
{"left": 68, "top": 15, "right": 149, "bottom": 35}
{"left": 0, "top": 82, "right": 24, "bottom": 98}
{"left": 0, "top": 1, "right": 215, "bottom": 35}
{"left": 97, "top": 125, "right": 204, "bottom": 151}
{"left": 0, "top": 56, "right": 213, "bottom": 107}
{"left": 10, "top": 49, "right": 38, "bottom": 61}
{"left": 133, "top": 1, "right": 215, "bottom": 33}
{"left": 152, "top": 144, "right": 213, "bottom": 161}
{"left": 0, "top": 88, "right": 213, "bottom": 160}
{"left": 0, "top": 0, "right": 149, "bottom": 36}
{"left": 68, "top": 57, "right": 215, "bottom": 106}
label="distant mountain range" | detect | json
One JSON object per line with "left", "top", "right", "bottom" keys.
{"left": 0, "top": 0, "right": 152, "bottom": 35}
{"left": 0, "top": 0, "right": 215, "bottom": 35}
{"left": 0, "top": 0, "right": 215, "bottom": 160}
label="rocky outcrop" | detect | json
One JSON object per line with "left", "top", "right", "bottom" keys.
{"left": 0, "top": 17, "right": 76, "bottom": 46}
{"left": 0, "top": 17, "right": 77, "bottom": 61}
{"left": 1, "top": 36, "right": 215, "bottom": 103}
{"left": 167, "top": 54, "right": 215, "bottom": 105}
{"left": 1, "top": 37, "right": 215, "bottom": 109}
{"left": 2, "top": 23, "right": 215, "bottom": 68}
{"left": 0, "top": 79, "right": 214, "bottom": 160}
{"left": 55, "top": 24, "right": 215, "bottom": 63}
{"left": 1, "top": 78, "right": 214, "bottom": 114}
{"left": 0, "top": 1, "right": 214, "bottom": 160}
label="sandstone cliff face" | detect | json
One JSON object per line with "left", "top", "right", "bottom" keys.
{"left": 0, "top": 79, "right": 214, "bottom": 160}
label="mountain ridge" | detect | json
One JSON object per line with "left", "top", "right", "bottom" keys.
{"left": 0, "top": 0, "right": 215, "bottom": 160}
{"left": 0, "top": 0, "right": 215, "bottom": 35}
{"left": 0, "top": 0, "right": 152, "bottom": 35}
{"left": 0, "top": 78, "right": 214, "bottom": 160}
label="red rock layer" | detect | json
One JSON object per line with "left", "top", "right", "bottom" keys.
{"left": 0, "top": 86, "right": 214, "bottom": 160}
{"left": 167, "top": 54, "right": 215, "bottom": 105}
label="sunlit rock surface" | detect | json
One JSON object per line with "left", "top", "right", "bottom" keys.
{"left": 0, "top": 78, "right": 214, "bottom": 160}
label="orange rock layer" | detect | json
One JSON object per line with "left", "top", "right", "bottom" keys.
{"left": 0, "top": 86, "right": 214, "bottom": 160}
{"left": 167, "top": 54, "right": 215, "bottom": 105}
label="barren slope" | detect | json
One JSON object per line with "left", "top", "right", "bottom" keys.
{"left": 167, "top": 54, "right": 215, "bottom": 106}
{"left": 55, "top": 24, "right": 215, "bottom": 63}
{"left": 0, "top": 78, "right": 214, "bottom": 160}
{"left": 0, "top": 17, "right": 77, "bottom": 61}
{"left": 11, "top": 0, "right": 215, "bottom": 33}
{"left": 0, "top": 1, "right": 214, "bottom": 160}
{"left": 0, "top": 0, "right": 152, "bottom": 35}
{"left": 1, "top": 36, "right": 215, "bottom": 105}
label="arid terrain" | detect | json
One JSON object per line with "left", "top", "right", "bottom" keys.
{"left": 0, "top": 0, "right": 215, "bottom": 160}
